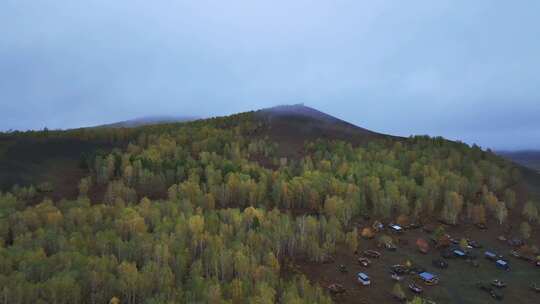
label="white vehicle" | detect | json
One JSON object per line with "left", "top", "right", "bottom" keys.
{"left": 389, "top": 224, "right": 403, "bottom": 233}
{"left": 357, "top": 272, "right": 371, "bottom": 286}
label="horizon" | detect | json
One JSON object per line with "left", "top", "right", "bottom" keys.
{"left": 1, "top": 1, "right": 539, "bottom": 150}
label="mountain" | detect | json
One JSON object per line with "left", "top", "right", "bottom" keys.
{"left": 497, "top": 150, "right": 540, "bottom": 172}
{"left": 95, "top": 115, "right": 197, "bottom": 128}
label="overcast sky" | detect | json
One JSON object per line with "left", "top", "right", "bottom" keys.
{"left": 1, "top": 1, "right": 539, "bottom": 150}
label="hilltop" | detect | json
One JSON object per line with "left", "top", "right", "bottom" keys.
{"left": 253, "top": 104, "right": 396, "bottom": 157}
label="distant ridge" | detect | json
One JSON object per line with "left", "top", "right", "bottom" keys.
{"left": 497, "top": 150, "right": 540, "bottom": 172}
{"left": 95, "top": 115, "right": 198, "bottom": 128}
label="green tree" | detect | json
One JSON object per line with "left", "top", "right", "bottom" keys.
{"left": 520, "top": 221, "right": 531, "bottom": 240}
{"left": 504, "top": 189, "right": 516, "bottom": 209}
{"left": 118, "top": 261, "right": 140, "bottom": 304}
{"left": 392, "top": 283, "right": 405, "bottom": 300}
{"left": 523, "top": 201, "right": 539, "bottom": 222}
{"left": 345, "top": 228, "right": 358, "bottom": 253}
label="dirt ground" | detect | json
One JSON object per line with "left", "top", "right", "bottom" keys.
{"left": 293, "top": 219, "right": 540, "bottom": 304}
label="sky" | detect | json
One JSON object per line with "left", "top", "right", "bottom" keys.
{"left": 1, "top": 0, "right": 539, "bottom": 150}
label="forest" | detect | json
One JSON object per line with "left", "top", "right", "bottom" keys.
{"left": 0, "top": 110, "right": 537, "bottom": 304}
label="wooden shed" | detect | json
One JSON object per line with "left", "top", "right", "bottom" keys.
{"left": 416, "top": 238, "right": 430, "bottom": 254}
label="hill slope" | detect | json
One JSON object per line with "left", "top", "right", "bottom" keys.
{"left": 253, "top": 104, "right": 398, "bottom": 158}
{"left": 0, "top": 105, "right": 389, "bottom": 196}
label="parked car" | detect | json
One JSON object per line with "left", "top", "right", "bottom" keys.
{"left": 496, "top": 259, "right": 510, "bottom": 271}
{"left": 389, "top": 224, "right": 404, "bottom": 234}
{"left": 363, "top": 250, "right": 381, "bottom": 259}
{"left": 485, "top": 251, "right": 502, "bottom": 261}
{"left": 385, "top": 242, "right": 397, "bottom": 251}
{"left": 530, "top": 283, "right": 540, "bottom": 293}
{"left": 491, "top": 279, "right": 506, "bottom": 288}
{"left": 467, "top": 239, "right": 482, "bottom": 248}
{"left": 358, "top": 257, "right": 371, "bottom": 267}
{"left": 453, "top": 249, "right": 467, "bottom": 258}
{"left": 408, "top": 282, "right": 423, "bottom": 293}
{"left": 391, "top": 264, "right": 409, "bottom": 275}
{"left": 357, "top": 272, "right": 371, "bottom": 286}
{"left": 338, "top": 264, "right": 348, "bottom": 273}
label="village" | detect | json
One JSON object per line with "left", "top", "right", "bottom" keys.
{"left": 296, "top": 216, "right": 540, "bottom": 304}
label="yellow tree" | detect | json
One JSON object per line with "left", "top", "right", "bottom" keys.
{"left": 118, "top": 261, "right": 140, "bottom": 304}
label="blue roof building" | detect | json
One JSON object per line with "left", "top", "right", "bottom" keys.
{"left": 419, "top": 272, "right": 435, "bottom": 281}
{"left": 418, "top": 272, "right": 439, "bottom": 285}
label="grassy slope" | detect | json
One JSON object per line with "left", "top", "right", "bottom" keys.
{"left": 0, "top": 136, "right": 112, "bottom": 200}
{"left": 254, "top": 104, "right": 398, "bottom": 159}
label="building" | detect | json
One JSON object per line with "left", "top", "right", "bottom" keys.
{"left": 418, "top": 272, "right": 439, "bottom": 285}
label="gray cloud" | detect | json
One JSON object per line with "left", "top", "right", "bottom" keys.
{"left": 1, "top": 0, "right": 539, "bottom": 150}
